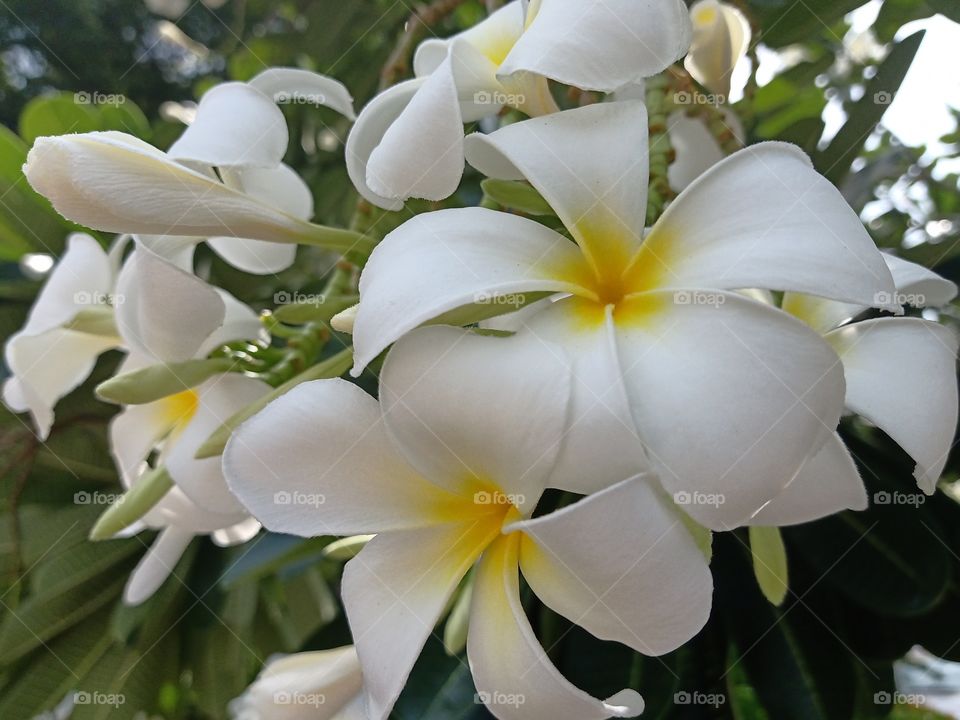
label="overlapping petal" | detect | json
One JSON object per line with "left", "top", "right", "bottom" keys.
{"left": 499, "top": 0, "right": 692, "bottom": 92}
{"left": 468, "top": 533, "right": 644, "bottom": 720}
{"left": 828, "top": 318, "right": 958, "bottom": 493}
{"left": 379, "top": 326, "right": 569, "bottom": 510}
{"left": 224, "top": 378, "right": 475, "bottom": 536}
{"left": 511, "top": 476, "right": 712, "bottom": 655}
{"left": 351, "top": 207, "right": 586, "bottom": 372}
{"left": 615, "top": 291, "right": 846, "bottom": 529}
{"left": 748, "top": 433, "right": 867, "bottom": 526}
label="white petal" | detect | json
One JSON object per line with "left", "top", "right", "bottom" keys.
{"left": 829, "top": 318, "right": 959, "bottom": 493}
{"left": 345, "top": 79, "right": 423, "bottom": 210}
{"left": 163, "top": 374, "right": 270, "bottom": 515}
{"left": 465, "top": 102, "right": 649, "bottom": 275}
{"left": 4, "top": 329, "right": 119, "bottom": 439}
{"left": 749, "top": 433, "right": 867, "bottom": 526}
{"left": 515, "top": 298, "right": 650, "bottom": 493}
{"left": 684, "top": 0, "right": 751, "bottom": 98}
{"left": 615, "top": 291, "right": 846, "bottom": 530}
{"left": 205, "top": 164, "right": 309, "bottom": 274}
{"left": 109, "top": 396, "right": 172, "bottom": 489}
{"left": 380, "top": 326, "right": 569, "bottom": 511}
{"left": 248, "top": 67, "right": 357, "bottom": 120}
{"left": 124, "top": 526, "right": 193, "bottom": 605}
{"left": 114, "top": 245, "right": 225, "bottom": 362}
{"left": 198, "top": 289, "right": 264, "bottom": 355}
{"left": 343, "top": 522, "right": 495, "bottom": 720}
{"left": 366, "top": 53, "right": 465, "bottom": 204}
{"left": 468, "top": 534, "right": 644, "bottom": 720}
{"left": 17, "top": 232, "right": 114, "bottom": 336}
{"left": 667, "top": 112, "right": 726, "bottom": 193}
{"left": 884, "top": 253, "right": 958, "bottom": 307}
{"left": 24, "top": 132, "right": 319, "bottom": 243}
{"left": 352, "top": 207, "right": 587, "bottom": 373}
{"left": 642, "top": 142, "right": 898, "bottom": 309}
{"left": 224, "top": 378, "right": 474, "bottom": 536}
{"left": 229, "top": 646, "right": 363, "bottom": 720}
{"left": 136, "top": 234, "right": 199, "bottom": 272}
{"left": 212, "top": 517, "right": 261, "bottom": 547}
{"left": 499, "top": 0, "right": 692, "bottom": 92}
{"left": 168, "top": 82, "right": 288, "bottom": 168}
{"left": 510, "top": 475, "right": 712, "bottom": 655}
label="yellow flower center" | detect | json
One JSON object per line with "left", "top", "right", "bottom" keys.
{"left": 158, "top": 389, "right": 199, "bottom": 438}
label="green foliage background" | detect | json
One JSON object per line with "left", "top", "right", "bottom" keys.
{"left": 0, "top": 0, "right": 959, "bottom": 718}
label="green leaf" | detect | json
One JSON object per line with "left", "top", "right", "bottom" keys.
{"left": 750, "top": 526, "right": 789, "bottom": 606}
{"left": 0, "top": 566, "right": 130, "bottom": 665}
{"left": 271, "top": 293, "right": 359, "bottom": 324}
{"left": 19, "top": 93, "right": 101, "bottom": 144}
{"left": 753, "top": 0, "right": 866, "bottom": 47}
{"left": 814, "top": 31, "right": 925, "bottom": 185}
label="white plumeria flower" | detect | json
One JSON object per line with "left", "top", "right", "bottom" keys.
{"left": 229, "top": 646, "right": 364, "bottom": 720}
{"left": 684, "top": 0, "right": 751, "bottom": 99}
{"left": 225, "top": 326, "right": 712, "bottom": 720}
{"left": 347, "top": 0, "right": 692, "bottom": 209}
{"left": 24, "top": 69, "right": 356, "bottom": 275}
{"left": 107, "top": 244, "right": 270, "bottom": 604}
{"left": 347, "top": 100, "right": 902, "bottom": 530}
{"left": 3, "top": 233, "right": 125, "bottom": 439}
{"left": 749, "top": 255, "right": 958, "bottom": 524}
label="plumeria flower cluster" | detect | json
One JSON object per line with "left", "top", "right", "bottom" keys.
{"left": 5, "top": 1, "right": 958, "bottom": 719}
